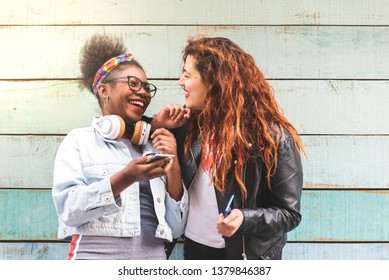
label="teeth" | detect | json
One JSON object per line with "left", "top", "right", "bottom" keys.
{"left": 130, "top": 101, "right": 144, "bottom": 108}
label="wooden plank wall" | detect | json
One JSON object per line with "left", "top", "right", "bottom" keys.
{"left": 0, "top": 0, "right": 388, "bottom": 260}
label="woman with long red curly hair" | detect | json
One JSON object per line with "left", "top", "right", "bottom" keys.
{"left": 169, "top": 36, "right": 305, "bottom": 260}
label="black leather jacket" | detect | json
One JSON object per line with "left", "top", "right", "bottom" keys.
{"left": 172, "top": 124, "right": 303, "bottom": 260}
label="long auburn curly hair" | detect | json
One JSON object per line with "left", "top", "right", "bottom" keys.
{"left": 182, "top": 37, "right": 305, "bottom": 199}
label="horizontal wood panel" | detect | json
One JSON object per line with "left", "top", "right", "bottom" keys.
{"left": 0, "top": 242, "right": 69, "bottom": 260}
{"left": 0, "top": 190, "right": 58, "bottom": 240}
{"left": 283, "top": 243, "right": 389, "bottom": 260}
{"left": 1, "top": 26, "right": 388, "bottom": 79}
{"left": 1, "top": 0, "right": 389, "bottom": 25}
{"left": 268, "top": 80, "right": 389, "bottom": 135}
{"left": 1, "top": 80, "right": 388, "bottom": 135}
{"left": 1, "top": 241, "right": 388, "bottom": 260}
{"left": 289, "top": 190, "right": 389, "bottom": 241}
{"left": 0, "top": 190, "right": 388, "bottom": 241}
{"left": 0, "top": 136, "right": 62, "bottom": 189}
{"left": 0, "top": 81, "right": 101, "bottom": 134}
{"left": 170, "top": 242, "right": 389, "bottom": 260}
{"left": 0, "top": 134, "right": 388, "bottom": 190}
{"left": 302, "top": 135, "right": 389, "bottom": 189}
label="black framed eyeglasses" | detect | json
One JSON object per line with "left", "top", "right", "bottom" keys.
{"left": 105, "top": 76, "right": 157, "bottom": 98}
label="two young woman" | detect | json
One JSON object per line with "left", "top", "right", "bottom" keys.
{"left": 53, "top": 34, "right": 304, "bottom": 260}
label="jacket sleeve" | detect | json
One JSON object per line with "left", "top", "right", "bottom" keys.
{"left": 240, "top": 136, "right": 303, "bottom": 238}
{"left": 164, "top": 186, "right": 189, "bottom": 239}
{"left": 52, "top": 131, "right": 120, "bottom": 228}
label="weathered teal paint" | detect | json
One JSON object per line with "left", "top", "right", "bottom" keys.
{"left": 1, "top": 190, "right": 388, "bottom": 242}
{"left": 1, "top": 135, "right": 388, "bottom": 190}
{"left": 169, "top": 242, "right": 389, "bottom": 260}
{"left": 2, "top": 80, "right": 388, "bottom": 135}
{"left": 2, "top": 0, "right": 389, "bottom": 25}
{"left": 1, "top": 242, "right": 389, "bottom": 260}
{"left": 0, "top": 190, "right": 58, "bottom": 240}
{"left": 0, "top": 242, "right": 69, "bottom": 260}
{"left": 0, "top": 0, "right": 388, "bottom": 261}
{"left": 289, "top": 190, "right": 389, "bottom": 241}
{"left": 283, "top": 243, "right": 389, "bottom": 260}
{"left": 302, "top": 136, "right": 389, "bottom": 189}
{"left": 0, "top": 26, "right": 388, "bottom": 79}
{"left": 0, "top": 136, "right": 62, "bottom": 188}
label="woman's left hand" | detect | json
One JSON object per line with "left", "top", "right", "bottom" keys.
{"left": 154, "top": 104, "right": 191, "bottom": 129}
{"left": 216, "top": 209, "right": 244, "bottom": 237}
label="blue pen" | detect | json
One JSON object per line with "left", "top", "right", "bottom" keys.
{"left": 223, "top": 194, "right": 235, "bottom": 217}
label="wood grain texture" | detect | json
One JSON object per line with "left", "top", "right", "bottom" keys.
{"left": 0, "top": 136, "right": 62, "bottom": 189}
{"left": 1, "top": 135, "right": 388, "bottom": 190}
{"left": 1, "top": 0, "right": 388, "bottom": 262}
{"left": 169, "top": 242, "right": 389, "bottom": 260}
{"left": 0, "top": 190, "right": 58, "bottom": 240}
{"left": 1, "top": 242, "right": 388, "bottom": 260}
{"left": 0, "top": 189, "right": 388, "bottom": 242}
{"left": 0, "top": 26, "right": 388, "bottom": 79}
{"left": 283, "top": 243, "right": 389, "bottom": 260}
{"left": 270, "top": 80, "right": 389, "bottom": 135}
{"left": 0, "top": 242, "right": 69, "bottom": 260}
{"left": 0, "top": 81, "right": 101, "bottom": 134}
{"left": 1, "top": 0, "right": 388, "bottom": 25}
{"left": 302, "top": 136, "right": 389, "bottom": 189}
{"left": 289, "top": 190, "right": 389, "bottom": 242}
{"left": 1, "top": 80, "right": 388, "bottom": 135}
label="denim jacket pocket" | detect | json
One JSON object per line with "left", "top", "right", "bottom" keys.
{"left": 84, "top": 164, "right": 123, "bottom": 183}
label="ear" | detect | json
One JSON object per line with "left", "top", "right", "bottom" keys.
{"left": 207, "top": 83, "right": 212, "bottom": 93}
{"left": 96, "top": 83, "right": 109, "bottom": 99}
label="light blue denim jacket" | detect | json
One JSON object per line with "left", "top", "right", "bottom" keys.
{"left": 52, "top": 122, "right": 188, "bottom": 242}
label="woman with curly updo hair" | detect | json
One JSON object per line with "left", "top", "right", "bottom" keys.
{"left": 52, "top": 34, "right": 188, "bottom": 259}
{"left": 170, "top": 36, "right": 305, "bottom": 259}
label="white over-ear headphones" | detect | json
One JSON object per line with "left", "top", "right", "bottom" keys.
{"left": 92, "top": 115, "right": 151, "bottom": 145}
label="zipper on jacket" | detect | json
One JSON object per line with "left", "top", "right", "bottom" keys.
{"left": 241, "top": 235, "right": 247, "bottom": 260}
{"left": 241, "top": 163, "right": 247, "bottom": 260}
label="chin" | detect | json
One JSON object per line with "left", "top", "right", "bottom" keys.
{"left": 186, "top": 102, "right": 194, "bottom": 110}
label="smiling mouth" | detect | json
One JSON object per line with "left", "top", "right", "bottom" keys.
{"left": 129, "top": 100, "right": 146, "bottom": 109}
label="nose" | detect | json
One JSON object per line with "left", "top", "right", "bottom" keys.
{"left": 135, "top": 86, "right": 151, "bottom": 99}
{"left": 178, "top": 76, "right": 184, "bottom": 86}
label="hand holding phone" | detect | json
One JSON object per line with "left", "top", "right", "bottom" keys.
{"left": 144, "top": 153, "right": 175, "bottom": 163}
{"left": 223, "top": 195, "right": 235, "bottom": 217}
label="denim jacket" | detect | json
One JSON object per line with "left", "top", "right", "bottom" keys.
{"left": 52, "top": 122, "right": 188, "bottom": 242}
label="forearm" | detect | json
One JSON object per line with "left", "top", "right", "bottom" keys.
{"left": 110, "top": 168, "right": 135, "bottom": 198}
{"left": 165, "top": 162, "right": 183, "bottom": 201}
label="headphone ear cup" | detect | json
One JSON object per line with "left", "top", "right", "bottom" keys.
{"left": 131, "top": 121, "right": 151, "bottom": 145}
{"left": 115, "top": 116, "right": 126, "bottom": 140}
{"left": 95, "top": 115, "right": 125, "bottom": 140}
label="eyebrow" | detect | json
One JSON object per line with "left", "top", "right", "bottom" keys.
{"left": 182, "top": 67, "right": 190, "bottom": 75}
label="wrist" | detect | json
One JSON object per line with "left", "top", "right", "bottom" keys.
{"left": 151, "top": 114, "right": 161, "bottom": 132}
{"left": 166, "top": 160, "right": 181, "bottom": 174}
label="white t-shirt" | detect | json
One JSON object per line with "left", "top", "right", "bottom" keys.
{"left": 185, "top": 166, "right": 225, "bottom": 248}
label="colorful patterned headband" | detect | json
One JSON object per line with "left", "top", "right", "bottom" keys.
{"left": 92, "top": 53, "right": 134, "bottom": 96}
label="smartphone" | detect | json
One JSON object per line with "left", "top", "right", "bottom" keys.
{"left": 145, "top": 153, "right": 175, "bottom": 163}
{"left": 223, "top": 194, "right": 235, "bottom": 217}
